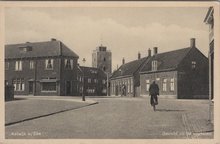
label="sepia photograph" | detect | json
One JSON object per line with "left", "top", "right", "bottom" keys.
{"left": 1, "top": 1, "right": 219, "bottom": 143}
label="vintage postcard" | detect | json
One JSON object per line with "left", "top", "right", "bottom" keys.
{"left": 0, "top": 1, "right": 219, "bottom": 144}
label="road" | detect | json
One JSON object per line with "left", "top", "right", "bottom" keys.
{"left": 5, "top": 96, "right": 213, "bottom": 139}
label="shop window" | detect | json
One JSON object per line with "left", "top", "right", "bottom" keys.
{"left": 41, "top": 82, "right": 56, "bottom": 92}
{"left": 13, "top": 78, "right": 25, "bottom": 91}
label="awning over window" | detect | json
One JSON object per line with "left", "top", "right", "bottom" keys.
{"left": 39, "top": 79, "right": 59, "bottom": 83}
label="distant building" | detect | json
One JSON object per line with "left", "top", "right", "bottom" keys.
{"left": 140, "top": 38, "right": 209, "bottom": 99}
{"left": 92, "top": 45, "right": 112, "bottom": 74}
{"left": 77, "top": 66, "right": 107, "bottom": 96}
{"left": 204, "top": 7, "right": 214, "bottom": 99}
{"left": 5, "top": 39, "right": 79, "bottom": 96}
{"left": 110, "top": 52, "right": 151, "bottom": 97}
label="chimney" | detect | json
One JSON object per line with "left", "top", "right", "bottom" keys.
{"left": 138, "top": 52, "right": 141, "bottom": 59}
{"left": 190, "top": 38, "right": 196, "bottom": 48}
{"left": 148, "top": 48, "right": 151, "bottom": 57}
{"left": 51, "top": 38, "right": 57, "bottom": 41}
{"left": 122, "top": 58, "right": 125, "bottom": 65}
{"left": 153, "top": 47, "right": 158, "bottom": 55}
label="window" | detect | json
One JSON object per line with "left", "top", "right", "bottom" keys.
{"left": 128, "top": 81, "right": 130, "bottom": 93}
{"left": 192, "top": 61, "right": 196, "bottom": 69}
{"left": 41, "top": 82, "right": 56, "bottom": 92}
{"left": 170, "top": 78, "right": 175, "bottom": 91}
{"left": 13, "top": 78, "right": 25, "bottom": 91}
{"left": 163, "top": 79, "right": 167, "bottom": 91}
{"left": 15, "top": 61, "right": 22, "bottom": 71}
{"left": 104, "top": 57, "right": 106, "bottom": 61}
{"left": 65, "top": 59, "right": 73, "bottom": 69}
{"left": 146, "top": 80, "right": 150, "bottom": 91}
{"left": 45, "top": 59, "right": 54, "bottom": 70}
{"left": 152, "top": 60, "right": 158, "bottom": 71}
{"left": 88, "top": 78, "right": 92, "bottom": 83}
{"left": 30, "top": 61, "right": 34, "bottom": 69}
{"left": 102, "top": 79, "right": 106, "bottom": 84}
{"left": 94, "top": 79, "right": 97, "bottom": 83}
{"left": 103, "top": 66, "right": 106, "bottom": 71}
{"left": 130, "top": 79, "right": 133, "bottom": 93}
{"left": 112, "top": 82, "right": 114, "bottom": 94}
{"left": 5, "top": 62, "right": 9, "bottom": 70}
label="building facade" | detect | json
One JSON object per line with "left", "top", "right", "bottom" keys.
{"left": 110, "top": 52, "right": 151, "bottom": 97}
{"left": 77, "top": 66, "right": 107, "bottom": 96}
{"left": 204, "top": 7, "right": 214, "bottom": 99}
{"left": 140, "top": 39, "right": 209, "bottom": 99}
{"left": 92, "top": 45, "right": 112, "bottom": 74}
{"left": 5, "top": 39, "right": 79, "bottom": 96}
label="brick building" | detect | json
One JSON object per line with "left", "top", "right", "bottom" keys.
{"left": 204, "top": 7, "right": 214, "bottom": 99}
{"left": 5, "top": 39, "right": 79, "bottom": 96}
{"left": 110, "top": 52, "right": 151, "bottom": 97}
{"left": 140, "top": 39, "right": 209, "bottom": 99}
{"left": 77, "top": 66, "right": 107, "bottom": 96}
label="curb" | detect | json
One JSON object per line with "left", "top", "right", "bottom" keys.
{"left": 5, "top": 101, "right": 98, "bottom": 127}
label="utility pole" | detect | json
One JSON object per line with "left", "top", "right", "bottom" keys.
{"left": 82, "top": 58, "right": 86, "bottom": 101}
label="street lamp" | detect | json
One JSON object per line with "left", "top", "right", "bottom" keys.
{"left": 82, "top": 58, "right": 86, "bottom": 101}
{"left": 106, "top": 72, "right": 109, "bottom": 96}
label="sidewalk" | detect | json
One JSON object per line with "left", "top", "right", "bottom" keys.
{"left": 5, "top": 96, "right": 98, "bottom": 126}
{"left": 180, "top": 100, "right": 214, "bottom": 138}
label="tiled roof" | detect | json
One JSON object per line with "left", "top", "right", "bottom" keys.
{"left": 111, "top": 57, "right": 150, "bottom": 79}
{"left": 5, "top": 40, "right": 79, "bottom": 59}
{"left": 140, "top": 47, "right": 192, "bottom": 73}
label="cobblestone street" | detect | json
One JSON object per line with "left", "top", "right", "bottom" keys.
{"left": 5, "top": 96, "right": 214, "bottom": 139}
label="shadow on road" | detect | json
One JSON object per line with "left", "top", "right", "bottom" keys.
{"left": 156, "top": 109, "right": 185, "bottom": 112}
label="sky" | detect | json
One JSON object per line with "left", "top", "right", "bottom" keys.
{"left": 5, "top": 7, "right": 210, "bottom": 71}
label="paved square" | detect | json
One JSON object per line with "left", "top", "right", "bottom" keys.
{"left": 5, "top": 96, "right": 213, "bottom": 139}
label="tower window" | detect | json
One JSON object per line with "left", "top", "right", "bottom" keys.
{"left": 104, "top": 57, "right": 106, "bottom": 61}
{"left": 103, "top": 66, "right": 106, "bottom": 71}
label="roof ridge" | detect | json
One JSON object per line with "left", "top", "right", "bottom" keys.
{"left": 155, "top": 47, "right": 192, "bottom": 56}
{"left": 5, "top": 40, "right": 59, "bottom": 46}
{"left": 122, "top": 56, "right": 148, "bottom": 66}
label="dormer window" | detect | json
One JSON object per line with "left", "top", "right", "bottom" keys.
{"left": 19, "top": 46, "right": 32, "bottom": 52}
{"left": 152, "top": 60, "right": 158, "bottom": 71}
{"left": 192, "top": 61, "right": 196, "bottom": 69}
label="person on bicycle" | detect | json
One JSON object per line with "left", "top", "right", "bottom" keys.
{"left": 149, "top": 81, "right": 159, "bottom": 111}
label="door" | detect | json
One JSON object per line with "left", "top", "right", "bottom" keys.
{"left": 29, "top": 81, "right": 34, "bottom": 94}
{"left": 115, "top": 85, "right": 118, "bottom": 96}
{"left": 66, "top": 81, "right": 71, "bottom": 95}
